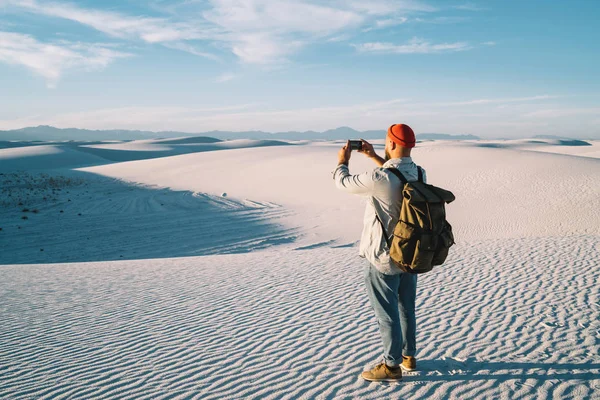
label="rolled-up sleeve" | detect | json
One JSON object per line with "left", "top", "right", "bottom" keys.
{"left": 332, "top": 164, "right": 378, "bottom": 195}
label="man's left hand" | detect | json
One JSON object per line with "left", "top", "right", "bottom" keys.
{"left": 338, "top": 141, "right": 351, "bottom": 165}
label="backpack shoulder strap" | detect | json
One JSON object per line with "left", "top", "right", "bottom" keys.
{"left": 417, "top": 166, "right": 424, "bottom": 183}
{"left": 386, "top": 167, "right": 408, "bottom": 185}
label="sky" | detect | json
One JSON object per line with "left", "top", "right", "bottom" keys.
{"left": 0, "top": 0, "right": 599, "bottom": 138}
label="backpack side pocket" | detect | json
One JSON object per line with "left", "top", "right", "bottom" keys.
{"left": 390, "top": 220, "right": 417, "bottom": 271}
{"left": 432, "top": 221, "right": 454, "bottom": 266}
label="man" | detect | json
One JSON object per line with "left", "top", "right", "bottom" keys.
{"left": 332, "top": 123, "right": 426, "bottom": 382}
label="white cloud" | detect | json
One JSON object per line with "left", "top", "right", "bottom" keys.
{"left": 0, "top": 99, "right": 413, "bottom": 131}
{"left": 376, "top": 17, "right": 408, "bottom": 28}
{"left": 2, "top": 0, "right": 487, "bottom": 69}
{"left": 8, "top": 0, "right": 209, "bottom": 43}
{"left": 363, "top": 17, "right": 408, "bottom": 31}
{"left": 413, "top": 16, "right": 469, "bottom": 24}
{"left": 327, "top": 34, "right": 353, "bottom": 43}
{"left": 215, "top": 72, "right": 237, "bottom": 83}
{"left": 4, "top": 0, "right": 219, "bottom": 60}
{"left": 346, "top": 0, "right": 437, "bottom": 15}
{"left": 354, "top": 38, "right": 471, "bottom": 54}
{"left": 2, "top": 96, "right": 598, "bottom": 138}
{"left": 0, "top": 31, "right": 130, "bottom": 87}
{"left": 3, "top": 0, "right": 447, "bottom": 65}
{"left": 162, "top": 42, "right": 222, "bottom": 61}
{"left": 228, "top": 33, "right": 302, "bottom": 64}
{"left": 432, "top": 95, "right": 558, "bottom": 107}
{"left": 0, "top": 103, "right": 263, "bottom": 131}
{"left": 523, "top": 108, "right": 600, "bottom": 118}
{"left": 205, "top": 0, "right": 363, "bottom": 35}
{"left": 202, "top": 0, "right": 364, "bottom": 64}
{"left": 454, "top": 3, "right": 486, "bottom": 12}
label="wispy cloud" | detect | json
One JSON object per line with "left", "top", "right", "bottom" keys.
{"left": 432, "top": 95, "right": 558, "bottom": 107}
{"left": 7, "top": 0, "right": 210, "bottom": 43}
{"left": 0, "top": 31, "right": 130, "bottom": 87}
{"left": 3, "top": 0, "right": 219, "bottom": 60}
{"left": 413, "top": 16, "right": 470, "bottom": 24}
{"left": 375, "top": 17, "right": 409, "bottom": 27}
{"left": 163, "top": 42, "right": 221, "bottom": 61}
{"left": 2, "top": 96, "right": 596, "bottom": 138}
{"left": 454, "top": 3, "right": 486, "bottom": 12}
{"left": 354, "top": 38, "right": 471, "bottom": 54}
{"left": 523, "top": 107, "right": 600, "bottom": 118}
{"left": 2, "top": 0, "right": 448, "bottom": 65}
{"left": 347, "top": 0, "right": 437, "bottom": 15}
{"left": 0, "top": 99, "right": 414, "bottom": 132}
{"left": 202, "top": 0, "right": 364, "bottom": 64}
{"left": 362, "top": 17, "right": 408, "bottom": 32}
{"left": 0, "top": 103, "right": 264, "bottom": 131}
{"left": 0, "top": 0, "right": 485, "bottom": 76}
{"left": 215, "top": 72, "right": 237, "bottom": 83}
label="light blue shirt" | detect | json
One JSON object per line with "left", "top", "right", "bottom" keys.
{"left": 333, "top": 157, "right": 427, "bottom": 274}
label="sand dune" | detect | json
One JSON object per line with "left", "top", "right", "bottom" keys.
{"left": 0, "top": 138, "right": 296, "bottom": 169}
{"left": 0, "top": 144, "right": 110, "bottom": 171}
{"left": 79, "top": 140, "right": 600, "bottom": 246}
{"left": 525, "top": 140, "right": 600, "bottom": 159}
{"left": 78, "top": 138, "right": 295, "bottom": 162}
{"left": 1, "top": 138, "right": 599, "bottom": 399}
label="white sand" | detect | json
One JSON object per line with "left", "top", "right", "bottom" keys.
{"left": 1, "top": 137, "right": 599, "bottom": 399}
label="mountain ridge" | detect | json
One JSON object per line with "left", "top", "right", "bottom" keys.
{"left": 0, "top": 125, "right": 480, "bottom": 142}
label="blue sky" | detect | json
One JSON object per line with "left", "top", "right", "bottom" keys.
{"left": 0, "top": 0, "right": 598, "bottom": 138}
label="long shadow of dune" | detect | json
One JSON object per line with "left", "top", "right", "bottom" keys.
{"left": 0, "top": 168, "right": 298, "bottom": 265}
{"left": 0, "top": 141, "right": 48, "bottom": 149}
{"left": 152, "top": 137, "right": 221, "bottom": 145}
{"left": 0, "top": 140, "right": 139, "bottom": 150}
{"left": 0, "top": 139, "right": 296, "bottom": 167}
{"left": 473, "top": 139, "right": 591, "bottom": 150}
{"left": 72, "top": 143, "right": 227, "bottom": 162}
{"left": 0, "top": 146, "right": 112, "bottom": 172}
{"left": 72, "top": 140, "right": 294, "bottom": 162}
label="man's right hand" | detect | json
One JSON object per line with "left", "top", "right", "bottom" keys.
{"left": 359, "top": 139, "right": 385, "bottom": 167}
{"left": 358, "top": 139, "right": 377, "bottom": 158}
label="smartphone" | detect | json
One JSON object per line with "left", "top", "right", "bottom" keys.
{"left": 349, "top": 140, "right": 362, "bottom": 151}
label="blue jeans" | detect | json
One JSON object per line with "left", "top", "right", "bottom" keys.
{"left": 364, "top": 261, "right": 417, "bottom": 367}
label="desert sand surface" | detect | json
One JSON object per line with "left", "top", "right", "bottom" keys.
{"left": 1, "top": 137, "right": 599, "bottom": 399}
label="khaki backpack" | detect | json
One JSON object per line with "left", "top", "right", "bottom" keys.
{"left": 381, "top": 167, "right": 456, "bottom": 274}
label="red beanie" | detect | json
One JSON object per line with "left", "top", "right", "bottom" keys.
{"left": 387, "top": 124, "right": 416, "bottom": 148}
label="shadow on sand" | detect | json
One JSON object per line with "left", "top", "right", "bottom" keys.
{"left": 0, "top": 140, "right": 299, "bottom": 265}
{"left": 377, "top": 359, "right": 600, "bottom": 385}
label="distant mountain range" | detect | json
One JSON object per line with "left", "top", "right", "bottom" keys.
{"left": 0, "top": 125, "right": 480, "bottom": 142}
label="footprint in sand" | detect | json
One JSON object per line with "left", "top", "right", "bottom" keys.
{"left": 541, "top": 321, "right": 563, "bottom": 328}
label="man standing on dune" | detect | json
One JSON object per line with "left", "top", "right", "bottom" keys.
{"left": 333, "top": 124, "right": 425, "bottom": 382}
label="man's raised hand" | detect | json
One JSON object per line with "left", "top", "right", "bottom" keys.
{"left": 358, "top": 139, "right": 377, "bottom": 159}
{"left": 338, "top": 141, "right": 351, "bottom": 166}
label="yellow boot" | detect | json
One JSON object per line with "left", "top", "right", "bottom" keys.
{"left": 401, "top": 356, "right": 417, "bottom": 371}
{"left": 361, "top": 363, "right": 403, "bottom": 382}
